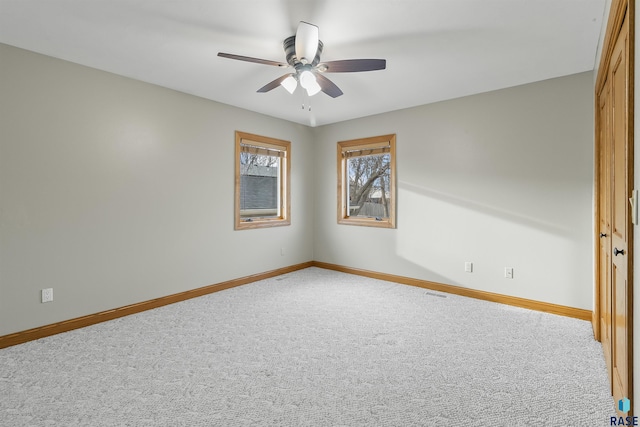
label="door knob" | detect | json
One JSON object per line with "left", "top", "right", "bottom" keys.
{"left": 600, "top": 233, "right": 608, "bottom": 238}
{"left": 614, "top": 247, "right": 625, "bottom": 256}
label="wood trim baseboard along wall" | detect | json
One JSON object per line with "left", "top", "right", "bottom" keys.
{"left": 0, "top": 262, "right": 313, "bottom": 350}
{"left": 0, "top": 261, "right": 591, "bottom": 349}
{"left": 312, "top": 261, "right": 593, "bottom": 321}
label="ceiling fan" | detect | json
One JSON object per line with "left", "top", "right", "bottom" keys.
{"left": 218, "top": 21, "right": 386, "bottom": 98}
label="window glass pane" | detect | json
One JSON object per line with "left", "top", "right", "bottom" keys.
{"left": 239, "top": 151, "right": 280, "bottom": 219}
{"left": 347, "top": 153, "right": 391, "bottom": 219}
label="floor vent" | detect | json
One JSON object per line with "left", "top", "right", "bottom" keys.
{"left": 425, "top": 292, "right": 447, "bottom": 298}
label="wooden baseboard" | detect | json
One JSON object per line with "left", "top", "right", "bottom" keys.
{"left": 0, "top": 260, "right": 592, "bottom": 349}
{"left": 0, "top": 261, "right": 313, "bottom": 349}
{"left": 311, "top": 261, "right": 592, "bottom": 321}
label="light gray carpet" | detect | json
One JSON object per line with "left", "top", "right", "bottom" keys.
{"left": 1, "top": 267, "right": 614, "bottom": 426}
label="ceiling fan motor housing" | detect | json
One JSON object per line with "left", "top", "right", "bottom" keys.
{"left": 283, "top": 35, "right": 323, "bottom": 67}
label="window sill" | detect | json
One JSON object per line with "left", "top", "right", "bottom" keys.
{"left": 338, "top": 217, "right": 395, "bottom": 229}
{"left": 235, "top": 218, "right": 291, "bottom": 230}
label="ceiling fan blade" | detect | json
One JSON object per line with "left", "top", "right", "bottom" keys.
{"left": 320, "top": 59, "right": 386, "bottom": 73}
{"left": 315, "top": 74, "right": 343, "bottom": 98}
{"left": 257, "top": 74, "right": 294, "bottom": 93}
{"left": 295, "top": 21, "right": 319, "bottom": 64}
{"left": 218, "top": 52, "right": 287, "bottom": 68}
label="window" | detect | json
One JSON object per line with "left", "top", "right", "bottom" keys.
{"left": 235, "top": 131, "right": 290, "bottom": 230}
{"left": 337, "top": 134, "right": 396, "bottom": 228}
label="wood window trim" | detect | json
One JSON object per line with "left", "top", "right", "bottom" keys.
{"left": 337, "top": 134, "right": 396, "bottom": 228}
{"left": 235, "top": 131, "right": 291, "bottom": 230}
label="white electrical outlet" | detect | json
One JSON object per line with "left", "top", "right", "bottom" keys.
{"left": 281, "top": 248, "right": 285, "bottom": 256}
{"left": 505, "top": 268, "right": 514, "bottom": 279}
{"left": 464, "top": 262, "right": 473, "bottom": 273}
{"left": 41, "top": 288, "right": 53, "bottom": 303}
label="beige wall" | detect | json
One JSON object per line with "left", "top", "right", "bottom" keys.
{"left": 1, "top": 42, "right": 596, "bottom": 337}
{"left": 0, "top": 44, "right": 315, "bottom": 335}
{"left": 312, "top": 72, "right": 594, "bottom": 310}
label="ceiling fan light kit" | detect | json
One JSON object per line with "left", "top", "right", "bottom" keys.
{"left": 280, "top": 75, "right": 298, "bottom": 94}
{"left": 218, "top": 21, "right": 386, "bottom": 99}
{"left": 299, "top": 69, "right": 321, "bottom": 95}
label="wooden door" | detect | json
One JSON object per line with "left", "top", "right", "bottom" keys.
{"left": 598, "top": 78, "right": 612, "bottom": 385}
{"left": 595, "top": 0, "right": 633, "bottom": 416}
{"left": 610, "top": 12, "right": 631, "bottom": 410}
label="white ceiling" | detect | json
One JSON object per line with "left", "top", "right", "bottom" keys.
{"left": 0, "top": 0, "right": 607, "bottom": 127}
